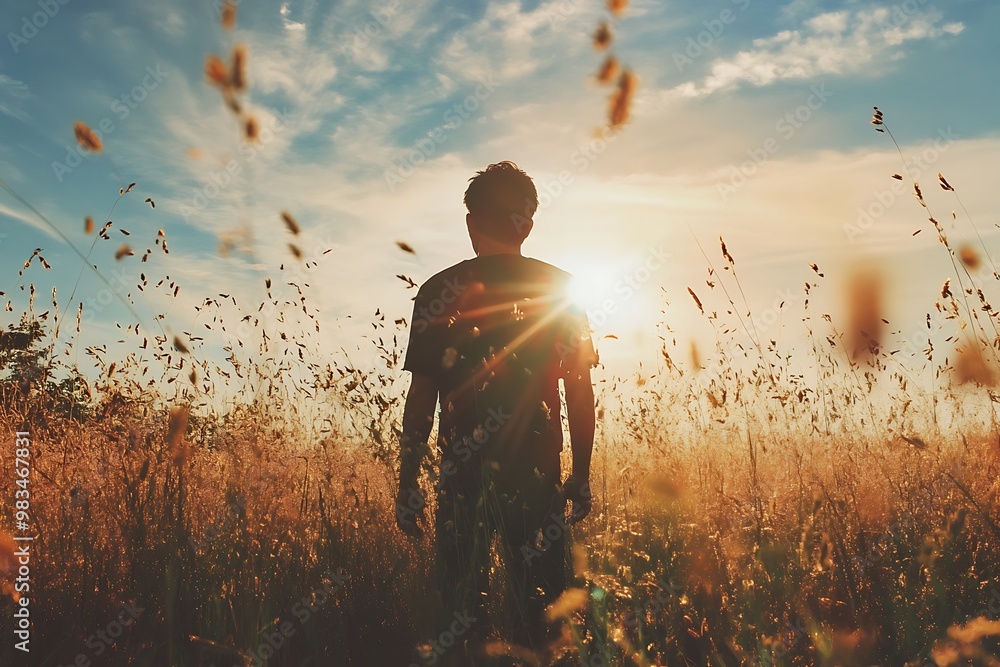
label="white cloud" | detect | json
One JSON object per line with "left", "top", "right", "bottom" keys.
{"left": 280, "top": 2, "right": 306, "bottom": 32}
{"left": 0, "top": 73, "right": 30, "bottom": 122}
{"left": 324, "top": 0, "right": 432, "bottom": 74}
{"left": 437, "top": 0, "right": 597, "bottom": 83}
{"left": 666, "top": 7, "right": 965, "bottom": 99}
{"left": 250, "top": 32, "right": 338, "bottom": 106}
{"left": 145, "top": 4, "right": 186, "bottom": 37}
{"left": 781, "top": 0, "right": 819, "bottom": 21}
{"left": 806, "top": 10, "right": 848, "bottom": 34}
{"left": 0, "top": 201, "right": 60, "bottom": 241}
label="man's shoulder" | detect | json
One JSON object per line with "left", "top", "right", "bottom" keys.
{"left": 415, "top": 259, "right": 474, "bottom": 299}
{"left": 521, "top": 257, "right": 573, "bottom": 283}
{"left": 517, "top": 257, "right": 575, "bottom": 299}
{"left": 416, "top": 255, "right": 572, "bottom": 297}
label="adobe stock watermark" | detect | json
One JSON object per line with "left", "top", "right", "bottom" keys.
{"left": 229, "top": 230, "right": 338, "bottom": 344}
{"left": 980, "top": 586, "right": 1000, "bottom": 620}
{"left": 748, "top": 287, "right": 799, "bottom": 341}
{"left": 556, "top": 244, "right": 670, "bottom": 366}
{"left": 246, "top": 567, "right": 348, "bottom": 666}
{"left": 383, "top": 74, "right": 501, "bottom": 192}
{"left": 7, "top": 0, "right": 72, "bottom": 54}
{"left": 189, "top": 492, "right": 246, "bottom": 552}
{"left": 504, "top": 123, "right": 626, "bottom": 237}
{"left": 891, "top": 307, "right": 949, "bottom": 370}
{"left": 51, "top": 65, "right": 169, "bottom": 182}
{"left": 622, "top": 575, "right": 683, "bottom": 630}
{"left": 537, "top": 0, "right": 586, "bottom": 29}
{"left": 441, "top": 407, "right": 510, "bottom": 476}
{"left": 846, "top": 486, "right": 941, "bottom": 575}
{"left": 562, "top": 123, "right": 625, "bottom": 185}
{"left": 690, "top": 286, "right": 800, "bottom": 390}
{"left": 55, "top": 602, "right": 145, "bottom": 667}
{"left": 396, "top": 405, "right": 512, "bottom": 527}
{"left": 412, "top": 277, "right": 469, "bottom": 334}
{"left": 583, "top": 246, "right": 670, "bottom": 332}
{"left": 178, "top": 109, "right": 294, "bottom": 221}
{"left": 521, "top": 509, "right": 575, "bottom": 564}
{"left": 843, "top": 127, "right": 960, "bottom": 243}
{"left": 409, "top": 610, "right": 478, "bottom": 667}
{"left": 875, "top": 0, "right": 962, "bottom": 43}
{"left": 672, "top": 0, "right": 752, "bottom": 72}
{"left": 396, "top": 403, "right": 511, "bottom": 532}
{"left": 763, "top": 618, "right": 811, "bottom": 663}
{"left": 335, "top": 0, "right": 401, "bottom": 54}
{"left": 716, "top": 84, "right": 834, "bottom": 202}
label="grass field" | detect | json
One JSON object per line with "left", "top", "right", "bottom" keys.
{"left": 1, "top": 234, "right": 999, "bottom": 666}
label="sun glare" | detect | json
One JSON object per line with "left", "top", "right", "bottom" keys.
{"left": 567, "top": 269, "right": 610, "bottom": 313}
{"left": 563, "top": 256, "right": 655, "bottom": 339}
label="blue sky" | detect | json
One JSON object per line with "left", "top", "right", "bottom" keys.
{"left": 1, "top": 0, "right": 998, "bottom": 386}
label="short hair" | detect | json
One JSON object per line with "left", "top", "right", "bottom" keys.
{"left": 463, "top": 161, "right": 538, "bottom": 242}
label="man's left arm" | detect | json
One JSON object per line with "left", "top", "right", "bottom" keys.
{"left": 559, "top": 303, "right": 598, "bottom": 524}
{"left": 563, "top": 368, "right": 595, "bottom": 524}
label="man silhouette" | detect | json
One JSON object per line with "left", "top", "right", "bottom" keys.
{"left": 395, "top": 161, "right": 598, "bottom": 660}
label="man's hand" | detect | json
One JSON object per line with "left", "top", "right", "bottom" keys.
{"left": 562, "top": 475, "right": 592, "bottom": 525}
{"left": 395, "top": 483, "right": 427, "bottom": 539}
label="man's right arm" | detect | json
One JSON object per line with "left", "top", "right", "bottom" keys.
{"left": 399, "top": 372, "right": 437, "bottom": 487}
{"left": 396, "top": 372, "right": 437, "bottom": 538}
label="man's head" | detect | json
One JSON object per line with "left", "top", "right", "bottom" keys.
{"left": 463, "top": 161, "right": 538, "bottom": 253}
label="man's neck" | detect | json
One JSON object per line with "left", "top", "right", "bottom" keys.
{"left": 475, "top": 241, "right": 523, "bottom": 257}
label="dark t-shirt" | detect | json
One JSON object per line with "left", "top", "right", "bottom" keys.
{"left": 403, "top": 254, "right": 597, "bottom": 481}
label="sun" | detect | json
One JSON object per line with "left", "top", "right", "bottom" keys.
{"left": 566, "top": 267, "right": 613, "bottom": 313}
{"left": 562, "top": 256, "right": 654, "bottom": 339}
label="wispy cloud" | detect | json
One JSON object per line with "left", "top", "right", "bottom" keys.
{"left": 667, "top": 7, "right": 964, "bottom": 98}
{"left": 0, "top": 73, "right": 31, "bottom": 122}
{"left": 438, "top": 0, "right": 597, "bottom": 83}
{"left": 0, "top": 198, "right": 63, "bottom": 242}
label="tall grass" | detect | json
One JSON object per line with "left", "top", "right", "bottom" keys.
{"left": 1, "top": 200, "right": 999, "bottom": 664}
